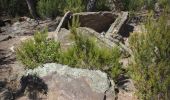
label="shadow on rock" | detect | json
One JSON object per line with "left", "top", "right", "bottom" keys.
{"left": 14, "top": 75, "right": 48, "bottom": 100}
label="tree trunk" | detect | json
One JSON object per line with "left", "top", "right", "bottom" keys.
{"left": 26, "top": 0, "right": 38, "bottom": 19}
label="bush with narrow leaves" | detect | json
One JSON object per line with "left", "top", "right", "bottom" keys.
{"left": 129, "top": 13, "right": 170, "bottom": 99}
{"left": 16, "top": 30, "right": 61, "bottom": 69}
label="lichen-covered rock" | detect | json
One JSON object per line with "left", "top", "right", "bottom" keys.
{"left": 20, "top": 63, "right": 115, "bottom": 100}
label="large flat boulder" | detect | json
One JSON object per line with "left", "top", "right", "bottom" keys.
{"left": 16, "top": 63, "right": 115, "bottom": 100}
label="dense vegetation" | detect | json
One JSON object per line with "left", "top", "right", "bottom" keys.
{"left": 37, "top": 0, "right": 110, "bottom": 18}
{"left": 37, "top": 0, "right": 86, "bottom": 18}
{"left": 129, "top": 13, "right": 170, "bottom": 99}
{"left": 122, "top": 0, "right": 170, "bottom": 11}
{"left": 1, "top": 0, "right": 169, "bottom": 18}
{"left": 0, "top": 0, "right": 110, "bottom": 18}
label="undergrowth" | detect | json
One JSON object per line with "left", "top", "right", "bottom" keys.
{"left": 16, "top": 16, "right": 123, "bottom": 80}
{"left": 129, "top": 13, "right": 170, "bottom": 100}
{"left": 36, "top": 0, "right": 112, "bottom": 18}
{"left": 122, "top": 0, "right": 170, "bottom": 12}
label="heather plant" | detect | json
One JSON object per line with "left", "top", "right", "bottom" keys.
{"left": 36, "top": 0, "right": 113, "bottom": 18}
{"left": 129, "top": 13, "right": 170, "bottom": 99}
{"left": 37, "top": 0, "right": 65, "bottom": 18}
{"left": 37, "top": 0, "right": 85, "bottom": 18}
{"left": 121, "top": 0, "right": 169, "bottom": 11}
{"left": 16, "top": 30, "right": 61, "bottom": 69}
{"left": 64, "top": 0, "right": 85, "bottom": 13}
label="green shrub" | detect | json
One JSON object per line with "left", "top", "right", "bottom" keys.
{"left": 17, "top": 16, "right": 123, "bottom": 80}
{"left": 64, "top": 0, "right": 85, "bottom": 13}
{"left": 16, "top": 30, "right": 61, "bottom": 69}
{"left": 129, "top": 13, "right": 170, "bottom": 99}
{"left": 122, "top": 0, "right": 159, "bottom": 11}
{"left": 36, "top": 0, "right": 112, "bottom": 18}
{"left": 95, "top": 0, "right": 110, "bottom": 11}
{"left": 37, "top": 0, "right": 85, "bottom": 18}
{"left": 158, "top": 0, "right": 170, "bottom": 12}
{"left": 122, "top": 0, "right": 144, "bottom": 11}
{"left": 37, "top": 0, "right": 65, "bottom": 18}
{"left": 64, "top": 0, "right": 111, "bottom": 12}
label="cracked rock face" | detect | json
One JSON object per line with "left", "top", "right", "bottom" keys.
{"left": 19, "top": 63, "right": 115, "bottom": 100}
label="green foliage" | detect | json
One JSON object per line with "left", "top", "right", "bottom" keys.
{"left": 37, "top": 0, "right": 86, "bottom": 18}
{"left": 17, "top": 16, "right": 123, "bottom": 80}
{"left": 60, "top": 31, "right": 122, "bottom": 79}
{"left": 158, "top": 0, "right": 170, "bottom": 12}
{"left": 122, "top": 0, "right": 143, "bottom": 11}
{"left": 36, "top": 0, "right": 112, "bottom": 18}
{"left": 95, "top": 0, "right": 110, "bottom": 11}
{"left": 122, "top": 0, "right": 156, "bottom": 11}
{"left": 159, "top": 0, "right": 170, "bottom": 7}
{"left": 121, "top": 0, "right": 170, "bottom": 11}
{"left": 129, "top": 13, "right": 170, "bottom": 99}
{"left": 37, "top": 0, "right": 65, "bottom": 18}
{"left": 0, "top": 0, "right": 28, "bottom": 16}
{"left": 16, "top": 30, "right": 61, "bottom": 69}
{"left": 64, "top": 0, "right": 85, "bottom": 13}
{"left": 66, "top": 16, "right": 122, "bottom": 79}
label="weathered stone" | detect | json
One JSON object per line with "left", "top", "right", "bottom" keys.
{"left": 55, "top": 11, "right": 72, "bottom": 33}
{"left": 55, "top": 11, "right": 118, "bottom": 33}
{"left": 55, "top": 11, "right": 129, "bottom": 49}
{"left": 1, "top": 17, "right": 60, "bottom": 36}
{"left": 74, "top": 12, "right": 117, "bottom": 33}
{"left": 17, "top": 63, "right": 116, "bottom": 100}
{"left": 78, "top": 27, "right": 117, "bottom": 48}
{"left": 106, "top": 12, "right": 128, "bottom": 38}
{"left": 117, "top": 90, "right": 138, "bottom": 100}
{"left": 0, "top": 35, "right": 13, "bottom": 42}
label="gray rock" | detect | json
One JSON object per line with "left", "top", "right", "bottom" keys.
{"left": 22, "top": 63, "right": 116, "bottom": 100}
{"left": 1, "top": 17, "right": 61, "bottom": 36}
